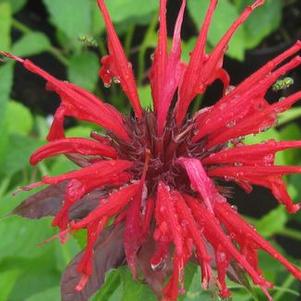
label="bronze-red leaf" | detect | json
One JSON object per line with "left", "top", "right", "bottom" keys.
{"left": 61, "top": 224, "right": 125, "bottom": 301}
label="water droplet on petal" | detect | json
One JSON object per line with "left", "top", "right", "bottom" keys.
{"left": 226, "top": 120, "right": 236, "bottom": 128}
{"left": 151, "top": 258, "right": 166, "bottom": 271}
{"left": 113, "top": 76, "right": 120, "bottom": 84}
{"left": 225, "top": 85, "right": 235, "bottom": 95}
{"left": 231, "top": 205, "right": 238, "bottom": 212}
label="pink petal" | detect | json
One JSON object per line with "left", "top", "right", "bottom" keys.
{"left": 177, "top": 157, "right": 225, "bottom": 212}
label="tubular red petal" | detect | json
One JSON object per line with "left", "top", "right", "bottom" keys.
{"left": 97, "top": 0, "right": 142, "bottom": 119}
{"left": 173, "top": 192, "right": 211, "bottom": 287}
{"left": 150, "top": 0, "right": 168, "bottom": 113}
{"left": 203, "top": 140, "right": 301, "bottom": 166}
{"left": 215, "top": 248, "right": 230, "bottom": 298}
{"left": 47, "top": 105, "right": 65, "bottom": 141}
{"left": 194, "top": 41, "right": 301, "bottom": 139}
{"left": 199, "top": 0, "right": 265, "bottom": 87}
{"left": 209, "top": 165, "right": 301, "bottom": 178}
{"left": 225, "top": 40, "right": 301, "bottom": 98}
{"left": 157, "top": 183, "right": 183, "bottom": 256}
{"left": 208, "top": 166, "right": 301, "bottom": 212}
{"left": 72, "top": 183, "right": 139, "bottom": 229}
{"left": 216, "top": 202, "right": 301, "bottom": 280}
{"left": 42, "top": 160, "right": 133, "bottom": 185}
{"left": 175, "top": 0, "right": 218, "bottom": 126}
{"left": 0, "top": 52, "right": 130, "bottom": 141}
{"left": 154, "top": 0, "right": 186, "bottom": 136}
{"left": 194, "top": 56, "right": 301, "bottom": 143}
{"left": 186, "top": 197, "right": 272, "bottom": 292}
{"left": 204, "top": 90, "right": 301, "bottom": 148}
{"left": 177, "top": 157, "right": 224, "bottom": 212}
{"left": 163, "top": 255, "right": 184, "bottom": 301}
{"left": 76, "top": 217, "right": 108, "bottom": 290}
{"left": 30, "top": 138, "right": 117, "bottom": 165}
{"left": 124, "top": 186, "right": 145, "bottom": 277}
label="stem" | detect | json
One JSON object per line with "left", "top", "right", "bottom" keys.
{"left": 98, "top": 39, "right": 107, "bottom": 57}
{"left": 192, "top": 94, "right": 203, "bottom": 113}
{"left": 12, "top": 19, "right": 69, "bottom": 66}
{"left": 273, "top": 274, "right": 297, "bottom": 301}
{"left": 278, "top": 228, "right": 301, "bottom": 241}
{"left": 278, "top": 107, "right": 301, "bottom": 126}
{"left": 124, "top": 25, "right": 135, "bottom": 56}
{"left": 138, "top": 14, "right": 158, "bottom": 85}
{"left": 38, "top": 162, "right": 50, "bottom": 177}
{"left": 0, "top": 177, "right": 10, "bottom": 198}
{"left": 245, "top": 215, "right": 301, "bottom": 241}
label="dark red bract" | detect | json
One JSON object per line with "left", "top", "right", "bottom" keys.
{"left": 2, "top": 0, "right": 301, "bottom": 300}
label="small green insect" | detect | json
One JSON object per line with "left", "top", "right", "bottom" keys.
{"left": 78, "top": 35, "right": 98, "bottom": 48}
{"left": 272, "top": 77, "right": 294, "bottom": 92}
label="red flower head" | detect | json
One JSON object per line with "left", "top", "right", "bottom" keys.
{"left": 2, "top": 0, "right": 301, "bottom": 300}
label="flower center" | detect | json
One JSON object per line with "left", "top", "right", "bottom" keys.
{"left": 110, "top": 111, "right": 213, "bottom": 193}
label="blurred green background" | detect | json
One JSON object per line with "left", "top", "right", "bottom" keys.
{"left": 0, "top": 0, "right": 301, "bottom": 300}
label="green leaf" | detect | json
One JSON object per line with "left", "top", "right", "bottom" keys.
{"left": 239, "top": 0, "right": 283, "bottom": 49}
{"left": 0, "top": 215, "right": 54, "bottom": 259}
{"left": 120, "top": 267, "right": 156, "bottom": 301}
{"left": 0, "top": 268, "right": 22, "bottom": 301}
{"left": 25, "top": 287, "right": 60, "bottom": 301}
{"left": 91, "top": 0, "right": 158, "bottom": 35}
{"left": 106, "top": 0, "right": 158, "bottom": 23}
{"left": 91, "top": 269, "right": 122, "bottom": 301}
{"left": 0, "top": 0, "right": 26, "bottom": 13}
{"left": 65, "top": 125, "right": 92, "bottom": 138}
{"left": 12, "top": 32, "right": 51, "bottom": 57}
{"left": 42, "top": 0, "right": 92, "bottom": 40}
{"left": 255, "top": 206, "right": 287, "bottom": 238}
{"left": 6, "top": 254, "right": 61, "bottom": 301}
{"left": 0, "top": 134, "right": 43, "bottom": 177}
{"left": 0, "top": 2, "right": 12, "bottom": 51}
{"left": 68, "top": 52, "right": 99, "bottom": 91}
{"left": 278, "top": 107, "right": 301, "bottom": 126}
{"left": 138, "top": 85, "right": 153, "bottom": 110}
{"left": 187, "top": 0, "right": 246, "bottom": 60}
{"left": 0, "top": 63, "right": 13, "bottom": 123}
{"left": 244, "top": 128, "right": 285, "bottom": 165}
{"left": 5, "top": 100, "right": 33, "bottom": 135}
{"left": 279, "top": 124, "right": 301, "bottom": 165}
{"left": 0, "top": 63, "right": 14, "bottom": 166}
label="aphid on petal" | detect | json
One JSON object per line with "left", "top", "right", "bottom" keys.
{"left": 2, "top": 0, "right": 301, "bottom": 300}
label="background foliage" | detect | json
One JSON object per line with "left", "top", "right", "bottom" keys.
{"left": 0, "top": 0, "right": 301, "bottom": 300}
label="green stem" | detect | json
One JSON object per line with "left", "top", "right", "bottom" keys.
{"left": 124, "top": 25, "right": 135, "bottom": 56}
{"left": 278, "top": 228, "right": 301, "bottom": 241}
{"left": 138, "top": 13, "right": 158, "bottom": 85}
{"left": 278, "top": 107, "right": 301, "bottom": 126}
{"left": 0, "top": 177, "right": 10, "bottom": 198}
{"left": 98, "top": 39, "right": 107, "bottom": 57}
{"left": 245, "top": 215, "right": 301, "bottom": 241}
{"left": 12, "top": 19, "right": 69, "bottom": 66}
{"left": 273, "top": 274, "right": 297, "bottom": 301}
{"left": 192, "top": 95, "right": 203, "bottom": 113}
{"left": 38, "top": 162, "right": 50, "bottom": 177}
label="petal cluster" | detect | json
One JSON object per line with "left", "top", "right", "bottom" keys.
{"left": 2, "top": 0, "right": 301, "bottom": 300}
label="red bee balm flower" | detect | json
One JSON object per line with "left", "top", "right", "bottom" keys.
{"left": 2, "top": 0, "right": 301, "bottom": 300}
